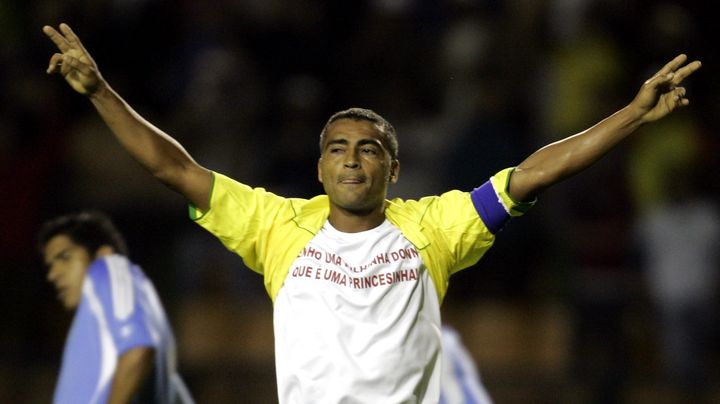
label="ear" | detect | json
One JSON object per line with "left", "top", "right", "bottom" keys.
{"left": 389, "top": 159, "right": 400, "bottom": 184}
{"left": 95, "top": 245, "right": 115, "bottom": 259}
{"left": 317, "top": 157, "right": 324, "bottom": 183}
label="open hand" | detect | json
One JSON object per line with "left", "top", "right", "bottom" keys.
{"left": 631, "top": 54, "right": 702, "bottom": 124}
{"left": 43, "top": 23, "right": 104, "bottom": 96}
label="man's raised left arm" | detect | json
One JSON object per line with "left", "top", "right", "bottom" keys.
{"left": 508, "top": 54, "right": 701, "bottom": 202}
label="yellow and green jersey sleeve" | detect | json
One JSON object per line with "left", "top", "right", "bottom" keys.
{"left": 189, "top": 168, "right": 534, "bottom": 303}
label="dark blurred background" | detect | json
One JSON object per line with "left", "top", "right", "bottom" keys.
{"left": 2, "top": 1, "right": 719, "bottom": 403}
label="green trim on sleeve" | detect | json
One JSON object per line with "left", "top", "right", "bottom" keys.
{"left": 491, "top": 167, "right": 536, "bottom": 216}
{"left": 188, "top": 171, "right": 217, "bottom": 221}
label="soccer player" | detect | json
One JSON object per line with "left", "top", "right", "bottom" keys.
{"left": 43, "top": 22, "right": 700, "bottom": 403}
{"left": 39, "top": 211, "right": 194, "bottom": 404}
{"left": 440, "top": 326, "right": 494, "bottom": 404}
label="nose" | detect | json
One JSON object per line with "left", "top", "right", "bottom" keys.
{"left": 343, "top": 149, "right": 360, "bottom": 169}
{"left": 47, "top": 264, "right": 60, "bottom": 283}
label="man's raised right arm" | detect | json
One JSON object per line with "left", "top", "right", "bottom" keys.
{"left": 43, "top": 23, "right": 212, "bottom": 210}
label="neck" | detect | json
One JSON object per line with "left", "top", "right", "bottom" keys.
{"left": 328, "top": 204, "right": 386, "bottom": 233}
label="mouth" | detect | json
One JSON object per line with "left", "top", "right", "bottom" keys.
{"left": 55, "top": 286, "right": 67, "bottom": 301}
{"left": 338, "top": 176, "right": 366, "bottom": 185}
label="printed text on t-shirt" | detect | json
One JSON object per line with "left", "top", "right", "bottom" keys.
{"left": 293, "top": 246, "right": 420, "bottom": 289}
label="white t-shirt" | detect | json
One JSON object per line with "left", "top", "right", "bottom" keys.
{"left": 274, "top": 219, "right": 442, "bottom": 403}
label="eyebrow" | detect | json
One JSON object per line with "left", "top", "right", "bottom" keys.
{"left": 325, "top": 138, "right": 384, "bottom": 150}
{"left": 46, "top": 246, "right": 72, "bottom": 267}
{"left": 325, "top": 139, "right": 348, "bottom": 149}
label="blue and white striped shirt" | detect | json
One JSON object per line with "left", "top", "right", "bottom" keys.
{"left": 440, "top": 326, "right": 493, "bottom": 404}
{"left": 53, "top": 255, "right": 192, "bottom": 404}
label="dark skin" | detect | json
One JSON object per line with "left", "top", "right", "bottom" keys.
{"left": 318, "top": 119, "right": 400, "bottom": 232}
{"left": 43, "top": 23, "right": 701, "bottom": 232}
{"left": 109, "top": 347, "right": 154, "bottom": 404}
{"left": 509, "top": 54, "right": 700, "bottom": 202}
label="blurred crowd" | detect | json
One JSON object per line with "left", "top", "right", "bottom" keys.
{"left": 1, "top": 0, "right": 719, "bottom": 403}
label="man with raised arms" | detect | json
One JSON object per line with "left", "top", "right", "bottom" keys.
{"left": 43, "top": 22, "right": 700, "bottom": 403}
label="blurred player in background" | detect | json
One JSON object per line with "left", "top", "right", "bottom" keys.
{"left": 39, "top": 211, "right": 193, "bottom": 403}
{"left": 440, "top": 326, "right": 494, "bottom": 404}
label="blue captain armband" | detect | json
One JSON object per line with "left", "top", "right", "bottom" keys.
{"left": 471, "top": 167, "right": 536, "bottom": 234}
{"left": 470, "top": 181, "right": 510, "bottom": 234}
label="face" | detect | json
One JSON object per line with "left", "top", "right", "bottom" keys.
{"left": 44, "top": 235, "right": 93, "bottom": 310}
{"left": 318, "top": 118, "right": 399, "bottom": 213}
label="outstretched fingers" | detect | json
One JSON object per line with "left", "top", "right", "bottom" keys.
{"left": 655, "top": 54, "right": 688, "bottom": 78}
{"left": 671, "top": 60, "right": 702, "bottom": 85}
{"left": 59, "top": 23, "right": 90, "bottom": 56}
{"left": 43, "top": 25, "right": 71, "bottom": 53}
{"left": 645, "top": 55, "right": 702, "bottom": 93}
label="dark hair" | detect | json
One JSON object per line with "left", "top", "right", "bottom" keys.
{"left": 319, "top": 107, "right": 399, "bottom": 160}
{"left": 38, "top": 211, "right": 128, "bottom": 256}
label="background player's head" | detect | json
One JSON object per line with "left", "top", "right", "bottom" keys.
{"left": 38, "top": 211, "right": 128, "bottom": 310}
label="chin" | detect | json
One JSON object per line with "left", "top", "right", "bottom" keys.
{"left": 340, "top": 202, "right": 378, "bottom": 215}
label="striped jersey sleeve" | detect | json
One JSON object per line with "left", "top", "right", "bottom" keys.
{"left": 88, "top": 255, "right": 156, "bottom": 353}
